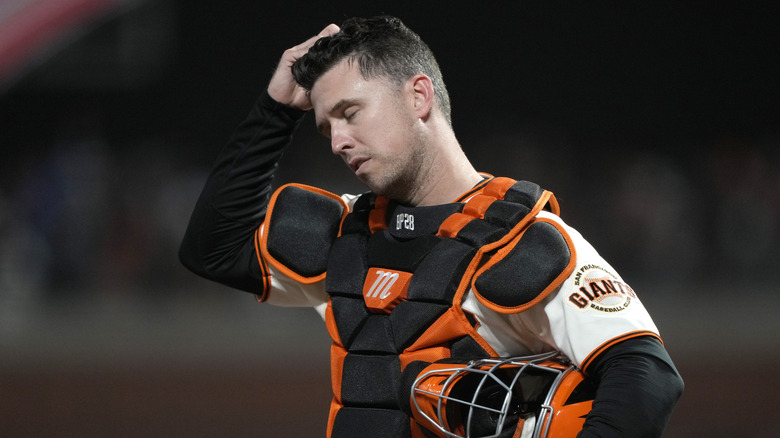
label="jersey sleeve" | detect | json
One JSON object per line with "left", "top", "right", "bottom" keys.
{"left": 538, "top": 211, "right": 661, "bottom": 370}
{"left": 465, "top": 210, "right": 661, "bottom": 370}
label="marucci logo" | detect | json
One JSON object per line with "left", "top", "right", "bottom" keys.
{"left": 363, "top": 267, "right": 413, "bottom": 313}
{"left": 366, "top": 271, "right": 400, "bottom": 299}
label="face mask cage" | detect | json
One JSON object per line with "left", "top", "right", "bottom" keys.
{"left": 410, "top": 351, "right": 576, "bottom": 438}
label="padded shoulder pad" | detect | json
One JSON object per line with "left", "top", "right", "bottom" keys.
{"left": 502, "top": 180, "right": 544, "bottom": 208}
{"left": 471, "top": 218, "right": 575, "bottom": 313}
{"left": 261, "top": 184, "right": 348, "bottom": 283}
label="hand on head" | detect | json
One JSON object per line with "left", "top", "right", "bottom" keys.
{"left": 267, "top": 24, "right": 340, "bottom": 111}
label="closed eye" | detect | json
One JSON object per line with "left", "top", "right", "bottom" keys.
{"left": 316, "top": 98, "right": 361, "bottom": 138}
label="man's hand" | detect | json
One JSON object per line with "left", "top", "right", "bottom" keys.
{"left": 267, "top": 23, "right": 340, "bottom": 111}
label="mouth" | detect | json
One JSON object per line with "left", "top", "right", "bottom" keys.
{"left": 348, "top": 157, "right": 369, "bottom": 174}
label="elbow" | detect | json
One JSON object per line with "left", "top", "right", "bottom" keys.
{"left": 178, "top": 233, "right": 262, "bottom": 295}
{"left": 668, "top": 366, "right": 685, "bottom": 405}
{"left": 178, "top": 234, "right": 207, "bottom": 278}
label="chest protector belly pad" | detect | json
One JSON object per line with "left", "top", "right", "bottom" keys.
{"left": 259, "top": 177, "right": 576, "bottom": 438}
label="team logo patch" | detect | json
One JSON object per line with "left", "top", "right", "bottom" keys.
{"left": 363, "top": 267, "right": 413, "bottom": 313}
{"left": 567, "top": 264, "right": 637, "bottom": 313}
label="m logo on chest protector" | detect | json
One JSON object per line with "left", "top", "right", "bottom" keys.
{"left": 363, "top": 267, "right": 413, "bottom": 313}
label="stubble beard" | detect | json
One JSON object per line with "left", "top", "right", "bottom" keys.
{"left": 369, "top": 130, "right": 430, "bottom": 205}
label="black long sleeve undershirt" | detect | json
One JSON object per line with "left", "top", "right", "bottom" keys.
{"left": 179, "top": 92, "right": 306, "bottom": 293}
{"left": 579, "top": 336, "right": 684, "bottom": 437}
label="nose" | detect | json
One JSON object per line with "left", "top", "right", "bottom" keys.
{"left": 330, "top": 126, "right": 352, "bottom": 156}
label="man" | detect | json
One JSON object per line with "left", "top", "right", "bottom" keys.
{"left": 180, "top": 16, "right": 683, "bottom": 437}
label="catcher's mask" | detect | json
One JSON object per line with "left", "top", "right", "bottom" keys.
{"left": 409, "top": 351, "right": 594, "bottom": 438}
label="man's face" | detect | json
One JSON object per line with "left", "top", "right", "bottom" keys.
{"left": 310, "top": 59, "right": 430, "bottom": 202}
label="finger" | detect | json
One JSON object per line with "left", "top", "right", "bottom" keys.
{"left": 292, "top": 23, "right": 340, "bottom": 52}
{"left": 320, "top": 23, "right": 340, "bottom": 37}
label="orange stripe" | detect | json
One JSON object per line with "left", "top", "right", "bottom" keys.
{"left": 436, "top": 212, "right": 473, "bottom": 238}
{"left": 469, "top": 188, "right": 555, "bottom": 256}
{"left": 580, "top": 331, "right": 662, "bottom": 372}
{"left": 404, "top": 307, "right": 468, "bottom": 352}
{"left": 511, "top": 419, "right": 527, "bottom": 438}
{"left": 253, "top": 228, "right": 271, "bottom": 302}
{"left": 438, "top": 178, "right": 518, "bottom": 239}
{"left": 546, "top": 191, "right": 561, "bottom": 215}
{"left": 399, "top": 346, "right": 450, "bottom": 371}
{"left": 330, "top": 343, "right": 348, "bottom": 404}
{"left": 411, "top": 419, "right": 429, "bottom": 438}
{"left": 324, "top": 298, "right": 342, "bottom": 346}
{"left": 326, "top": 399, "right": 341, "bottom": 438}
{"left": 462, "top": 194, "right": 495, "bottom": 218}
{"left": 369, "top": 196, "right": 389, "bottom": 233}
{"left": 454, "top": 174, "right": 494, "bottom": 202}
{"left": 325, "top": 303, "right": 346, "bottom": 438}
{"left": 481, "top": 176, "right": 517, "bottom": 199}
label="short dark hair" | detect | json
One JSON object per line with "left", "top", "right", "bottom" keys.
{"left": 292, "top": 16, "right": 452, "bottom": 125}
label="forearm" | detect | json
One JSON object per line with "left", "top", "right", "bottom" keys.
{"left": 578, "top": 336, "right": 684, "bottom": 438}
{"left": 179, "top": 92, "right": 306, "bottom": 293}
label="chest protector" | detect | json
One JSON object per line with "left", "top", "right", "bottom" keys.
{"left": 259, "top": 177, "right": 575, "bottom": 438}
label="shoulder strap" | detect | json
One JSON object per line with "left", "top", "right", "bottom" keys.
{"left": 433, "top": 177, "right": 575, "bottom": 313}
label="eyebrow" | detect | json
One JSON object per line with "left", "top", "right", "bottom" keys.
{"left": 316, "top": 98, "right": 359, "bottom": 136}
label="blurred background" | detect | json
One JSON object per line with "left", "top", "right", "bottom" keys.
{"left": 1, "top": 1, "right": 778, "bottom": 436}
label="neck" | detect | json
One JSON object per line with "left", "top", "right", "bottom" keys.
{"left": 406, "top": 126, "right": 482, "bottom": 207}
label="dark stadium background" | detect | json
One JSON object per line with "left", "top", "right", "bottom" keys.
{"left": 1, "top": 1, "right": 778, "bottom": 436}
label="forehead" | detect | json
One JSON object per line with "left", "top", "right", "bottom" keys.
{"left": 310, "top": 60, "right": 367, "bottom": 107}
{"left": 310, "top": 60, "right": 400, "bottom": 113}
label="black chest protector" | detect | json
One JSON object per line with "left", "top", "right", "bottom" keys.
{"left": 258, "top": 177, "right": 575, "bottom": 438}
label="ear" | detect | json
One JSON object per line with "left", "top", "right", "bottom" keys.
{"left": 408, "top": 74, "right": 435, "bottom": 119}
